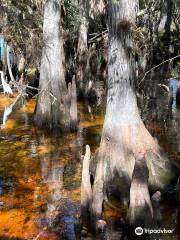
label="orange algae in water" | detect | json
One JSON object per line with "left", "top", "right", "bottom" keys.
{"left": 0, "top": 95, "right": 131, "bottom": 239}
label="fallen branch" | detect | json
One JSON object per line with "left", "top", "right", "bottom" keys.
{"left": 139, "top": 54, "right": 180, "bottom": 86}
{"left": 88, "top": 30, "right": 108, "bottom": 43}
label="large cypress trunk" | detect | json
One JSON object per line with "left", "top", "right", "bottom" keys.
{"left": 91, "top": 0, "right": 174, "bottom": 224}
{"left": 34, "top": 0, "right": 71, "bottom": 130}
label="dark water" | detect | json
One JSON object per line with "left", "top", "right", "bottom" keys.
{"left": 0, "top": 73, "right": 179, "bottom": 240}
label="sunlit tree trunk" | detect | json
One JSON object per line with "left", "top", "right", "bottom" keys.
{"left": 90, "top": 0, "right": 173, "bottom": 226}
{"left": 76, "top": 0, "right": 89, "bottom": 95}
{"left": 34, "top": 0, "right": 71, "bottom": 130}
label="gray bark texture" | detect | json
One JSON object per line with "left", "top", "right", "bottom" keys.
{"left": 90, "top": 0, "right": 174, "bottom": 229}
{"left": 76, "top": 0, "right": 89, "bottom": 94}
{"left": 158, "top": 0, "right": 175, "bottom": 35}
{"left": 68, "top": 76, "right": 78, "bottom": 131}
{"left": 34, "top": 0, "right": 75, "bottom": 130}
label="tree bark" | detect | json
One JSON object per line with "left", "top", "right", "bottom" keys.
{"left": 90, "top": 0, "right": 174, "bottom": 227}
{"left": 158, "top": 0, "right": 175, "bottom": 36}
{"left": 68, "top": 76, "right": 78, "bottom": 131}
{"left": 76, "top": 0, "right": 89, "bottom": 95}
{"left": 34, "top": 0, "right": 71, "bottom": 130}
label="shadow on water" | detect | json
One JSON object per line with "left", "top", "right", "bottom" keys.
{"left": 0, "top": 71, "right": 179, "bottom": 240}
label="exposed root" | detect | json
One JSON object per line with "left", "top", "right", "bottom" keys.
{"left": 81, "top": 145, "right": 92, "bottom": 225}
{"left": 82, "top": 122, "right": 175, "bottom": 232}
{"left": 127, "top": 154, "right": 153, "bottom": 228}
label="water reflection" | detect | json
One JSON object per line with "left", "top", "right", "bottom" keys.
{"left": 1, "top": 105, "right": 13, "bottom": 128}
{"left": 0, "top": 95, "right": 26, "bottom": 129}
{"left": 0, "top": 82, "right": 179, "bottom": 240}
{"left": 40, "top": 138, "right": 64, "bottom": 227}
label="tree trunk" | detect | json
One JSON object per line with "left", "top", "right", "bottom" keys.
{"left": 158, "top": 0, "right": 175, "bottom": 36}
{"left": 76, "top": 0, "right": 89, "bottom": 96}
{"left": 34, "top": 0, "right": 71, "bottom": 130}
{"left": 68, "top": 76, "right": 78, "bottom": 131}
{"left": 90, "top": 0, "right": 174, "bottom": 226}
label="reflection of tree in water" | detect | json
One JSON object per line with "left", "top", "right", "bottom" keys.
{"left": 37, "top": 132, "right": 82, "bottom": 238}
{"left": 41, "top": 152, "right": 63, "bottom": 227}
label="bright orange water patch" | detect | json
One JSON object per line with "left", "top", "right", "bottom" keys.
{"left": 1, "top": 93, "right": 178, "bottom": 239}
{"left": 4, "top": 119, "right": 17, "bottom": 129}
{"left": 104, "top": 200, "right": 127, "bottom": 220}
{"left": 0, "top": 210, "right": 37, "bottom": 239}
{"left": 0, "top": 94, "right": 18, "bottom": 109}
{"left": 79, "top": 103, "right": 104, "bottom": 129}
{"left": 0, "top": 94, "right": 105, "bottom": 239}
{"left": 25, "top": 97, "right": 36, "bottom": 114}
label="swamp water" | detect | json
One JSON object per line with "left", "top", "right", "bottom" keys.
{"left": 0, "top": 74, "right": 179, "bottom": 240}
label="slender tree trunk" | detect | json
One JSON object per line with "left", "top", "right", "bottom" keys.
{"left": 76, "top": 0, "right": 89, "bottom": 95}
{"left": 165, "top": 0, "right": 175, "bottom": 35}
{"left": 90, "top": 0, "right": 174, "bottom": 227}
{"left": 68, "top": 76, "right": 78, "bottom": 131}
{"left": 34, "top": 0, "right": 71, "bottom": 130}
{"left": 158, "top": 0, "right": 175, "bottom": 35}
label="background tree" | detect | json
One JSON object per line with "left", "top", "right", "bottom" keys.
{"left": 76, "top": 0, "right": 89, "bottom": 95}
{"left": 34, "top": 0, "right": 77, "bottom": 130}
